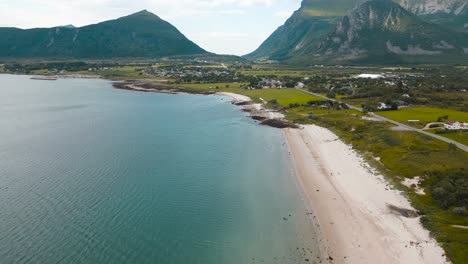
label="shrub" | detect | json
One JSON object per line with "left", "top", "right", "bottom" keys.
{"left": 427, "top": 170, "right": 468, "bottom": 210}
{"left": 288, "top": 103, "right": 300, "bottom": 108}
{"left": 268, "top": 99, "right": 278, "bottom": 105}
{"left": 453, "top": 207, "right": 467, "bottom": 217}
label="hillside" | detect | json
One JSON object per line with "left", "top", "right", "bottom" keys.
{"left": 246, "top": 0, "right": 468, "bottom": 64}
{"left": 317, "top": 0, "right": 468, "bottom": 64}
{"left": 0, "top": 10, "right": 207, "bottom": 59}
{"left": 244, "top": 0, "right": 362, "bottom": 61}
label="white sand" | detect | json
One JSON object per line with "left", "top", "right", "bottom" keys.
{"left": 401, "top": 177, "right": 426, "bottom": 195}
{"left": 216, "top": 92, "right": 251, "bottom": 103}
{"left": 217, "top": 92, "right": 285, "bottom": 119}
{"left": 283, "top": 125, "right": 448, "bottom": 264}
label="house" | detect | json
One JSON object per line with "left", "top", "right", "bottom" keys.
{"left": 377, "top": 102, "right": 390, "bottom": 110}
{"left": 392, "top": 100, "right": 408, "bottom": 107}
{"left": 295, "top": 82, "right": 305, "bottom": 89}
{"left": 259, "top": 78, "right": 283, "bottom": 88}
{"left": 444, "top": 121, "right": 468, "bottom": 130}
{"left": 355, "top": 74, "right": 384, "bottom": 79}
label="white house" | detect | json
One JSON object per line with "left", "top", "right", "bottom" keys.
{"left": 295, "top": 82, "right": 305, "bottom": 89}
{"left": 377, "top": 102, "right": 389, "bottom": 110}
{"left": 355, "top": 74, "right": 384, "bottom": 79}
{"left": 444, "top": 121, "right": 468, "bottom": 130}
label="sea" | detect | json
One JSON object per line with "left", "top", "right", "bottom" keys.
{"left": 0, "top": 74, "right": 321, "bottom": 264}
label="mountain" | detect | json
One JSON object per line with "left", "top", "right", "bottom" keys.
{"left": 0, "top": 10, "right": 207, "bottom": 59}
{"left": 59, "top": 25, "right": 76, "bottom": 29}
{"left": 246, "top": 0, "right": 468, "bottom": 64}
{"left": 395, "top": 0, "right": 468, "bottom": 32}
{"left": 318, "top": 0, "right": 468, "bottom": 64}
{"left": 244, "top": 0, "right": 363, "bottom": 61}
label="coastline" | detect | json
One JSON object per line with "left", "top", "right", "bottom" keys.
{"left": 283, "top": 125, "right": 448, "bottom": 264}
{"left": 111, "top": 84, "right": 450, "bottom": 263}
{"left": 191, "top": 89, "right": 450, "bottom": 263}
{"left": 113, "top": 82, "right": 297, "bottom": 128}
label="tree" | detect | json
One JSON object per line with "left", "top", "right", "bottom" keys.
{"left": 448, "top": 143, "right": 457, "bottom": 152}
{"left": 396, "top": 80, "right": 404, "bottom": 93}
{"left": 326, "top": 92, "right": 336, "bottom": 99}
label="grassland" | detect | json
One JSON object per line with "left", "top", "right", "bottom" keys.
{"left": 174, "top": 83, "right": 326, "bottom": 106}
{"left": 239, "top": 70, "right": 311, "bottom": 77}
{"left": 94, "top": 66, "right": 147, "bottom": 79}
{"left": 427, "top": 130, "right": 468, "bottom": 146}
{"left": 237, "top": 89, "right": 325, "bottom": 106}
{"left": 174, "top": 82, "right": 247, "bottom": 90}
{"left": 378, "top": 107, "right": 468, "bottom": 127}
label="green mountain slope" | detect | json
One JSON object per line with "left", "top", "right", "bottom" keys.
{"left": 317, "top": 0, "right": 468, "bottom": 64}
{"left": 0, "top": 10, "right": 207, "bottom": 59}
{"left": 244, "top": 0, "right": 362, "bottom": 60}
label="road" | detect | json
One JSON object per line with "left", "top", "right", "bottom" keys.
{"left": 296, "top": 88, "right": 468, "bottom": 152}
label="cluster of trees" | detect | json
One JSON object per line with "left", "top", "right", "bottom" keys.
{"left": 3, "top": 61, "right": 93, "bottom": 73}
{"left": 236, "top": 75, "right": 303, "bottom": 88}
{"left": 427, "top": 169, "right": 468, "bottom": 211}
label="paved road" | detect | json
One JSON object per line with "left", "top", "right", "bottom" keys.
{"left": 297, "top": 88, "right": 468, "bottom": 152}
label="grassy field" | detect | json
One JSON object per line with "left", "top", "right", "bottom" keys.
{"left": 239, "top": 70, "right": 311, "bottom": 77}
{"left": 427, "top": 130, "right": 468, "bottom": 146}
{"left": 88, "top": 66, "right": 147, "bottom": 79}
{"left": 378, "top": 107, "right": 468, "bottom": 126}
{"left": 236, "top": 88, "right": 325, "bottom": 106}
{"left": 175, "top": 83, "right": 326, "bottom": 106}
{"left": 176, "top": 82, "right": 247, "bottom": 90}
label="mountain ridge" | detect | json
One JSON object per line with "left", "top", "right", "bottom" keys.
{"left": 316, "top": 0, "right": 468, "bottom": 63}
{"left": 244, "top": 0, "right": 362, "bottom": 61}
{"left": 395, "top": 0, "right": 468, "bottom": 32}
{"left": 246, "top": 0, "right": 468, "bottom": 64}
{"left": 0, "top": 10, "right": 208, "bottom": 59}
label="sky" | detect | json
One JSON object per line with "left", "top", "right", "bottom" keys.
{"left": 0, "top": 0, "right": 302, "bottom": 55}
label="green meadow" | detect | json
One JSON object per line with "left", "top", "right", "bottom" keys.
{"left": 175, "top": 83, "right": 325, "bottom": 106}
{"left": 427, "top": 130, "right": 468, "bottom": 146}
{"left": 378, "top": 107, "right": 468, "bottom": 125}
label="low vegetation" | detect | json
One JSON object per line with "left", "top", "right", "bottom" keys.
{"left": 378, "top": 107, "right": 468, "bottom": 127}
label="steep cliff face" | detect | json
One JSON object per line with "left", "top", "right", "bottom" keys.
{"left": 395, "top": 0, "right": 468, "bottom": 31}
{"left": 316, "top": 0, "right": 468, "bottom": 63}
{"left": 396, "top": 0, "right": 467, "bottom": 15}
{"left": 244, "top": 0, "right": 362, "bottom": 60}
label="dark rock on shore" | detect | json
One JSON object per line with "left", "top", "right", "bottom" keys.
{"left": 260, "top": 119, "right": 299, "bottom": 129}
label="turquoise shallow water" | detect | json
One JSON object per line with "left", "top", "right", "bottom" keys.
{"left": 0, "top": 74, "right": 321, "bottom": 264}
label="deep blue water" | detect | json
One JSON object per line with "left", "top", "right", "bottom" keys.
{"left": 0, "top": 75, "right": 320, "bottom": 264}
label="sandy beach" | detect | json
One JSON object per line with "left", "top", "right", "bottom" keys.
{"left": 217, "top": 92, "right": 285, "bottom": 120}
{"left": 216, "top": 92, "right": 251, "bottom": 103}
{"left": 283, "top": 125, "right": 448, "bottom": 264}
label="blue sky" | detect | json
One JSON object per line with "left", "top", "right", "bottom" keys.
{"left": 0, "top": 0, "right": 302, "bottom": 55}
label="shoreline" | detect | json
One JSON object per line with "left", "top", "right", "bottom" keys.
{"left": 109, "top": 83, "right": 450, "bottom": 263}
{"left": 283, "top": 125, "right": 448, "bottom": 264}
{"left": 113, "top": 82, "right": 298, "bottom": 128}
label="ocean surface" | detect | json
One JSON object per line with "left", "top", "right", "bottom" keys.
{"left": 0, "top": 74, "right": 321, "bottom": 264}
